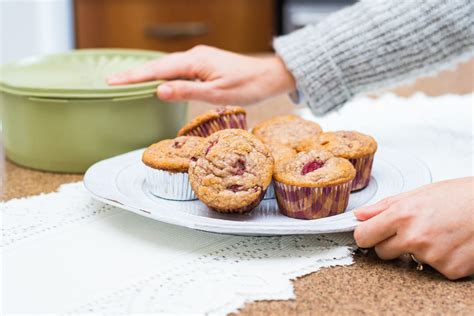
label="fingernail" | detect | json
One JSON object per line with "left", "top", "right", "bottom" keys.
{"left": 353, "top": 209, "right": 363, "bottom": 220}
{"left": 158, "top": 84, "right": 173, "bottom": 99}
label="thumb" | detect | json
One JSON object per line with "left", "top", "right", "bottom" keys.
{"left": 157, "top": 80, "right": 216, "bottom": 102}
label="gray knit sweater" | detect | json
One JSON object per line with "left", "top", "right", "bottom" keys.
{"left": 274, "top": 0, "right": 474, "bottom": 115}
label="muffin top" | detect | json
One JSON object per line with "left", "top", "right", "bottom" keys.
{"left": 188, "top": 129, "right": 274, "bottom": 211}
{"left": 266, "top": 143, "right": 297, "bottom": 162}
{"left": 177, "top": 105, "right": 246, "bottom": 136}
{"left": 142, "top": 136, "right": 206, "bottom": 172}
{"left": 252, "top": 115, "right": 322, "bottom": 148}
{"left": 297, "top": 131, "right": 377, "bottom": 159}
{"left": 274, "top": 150, "right": 356, "bottom": 187}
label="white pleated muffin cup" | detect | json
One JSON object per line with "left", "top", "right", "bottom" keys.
{"left": 145, "top": 165, "right": 196, "bottom": 201}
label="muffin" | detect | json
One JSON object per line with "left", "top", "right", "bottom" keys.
{"left": 266, "top": 143, "right": 298, "bottom": 162}
{"left": 177, "top": 105, "right": 247, "bottom": 137}
{"left": 188, "top": 129, "right": 274, "bottom": 213}
{"left": 142, "top": 136, "right": 206, "bottom": 200}
{"left": 273, "top": 150, "right": 356, "bottom": 220}
{"left": 263, "top": 143, "right": 298, "bottom": 199}
{"left": 252, "top": 115, "right": 322, "bottom": 149}
{"left": 297, "top": 131, "right": 377, "bottom": 191}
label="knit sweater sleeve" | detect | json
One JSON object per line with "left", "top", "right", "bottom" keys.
{"left": 273, "top": 0, "right": 474, "bottom": 115}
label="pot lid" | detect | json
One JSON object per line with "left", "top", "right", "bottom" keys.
{"left": 0, "top": 49, "right": 164, "bottom": 98}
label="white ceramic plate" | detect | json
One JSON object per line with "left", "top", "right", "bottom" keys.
{"left": 84, "top": 147, "right": 431, "bottom": 236}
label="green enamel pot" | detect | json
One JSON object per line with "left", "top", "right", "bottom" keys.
{"left": 0, "top": 49, "right": 187, "bottom": 173}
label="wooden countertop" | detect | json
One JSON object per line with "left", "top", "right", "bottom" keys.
{"left": 2, "top": 59, "right": 473, "bottom": 314}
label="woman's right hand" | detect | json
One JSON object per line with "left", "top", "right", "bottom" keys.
{"left": 107, "top": 45, "right": 296, "bottom": 105}
{"left": 354, "top": 177, "right": 474, "bottom": 280}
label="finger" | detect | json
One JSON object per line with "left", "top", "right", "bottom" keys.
{"left": 354, "top": 198, "right": 392, "bottom": 221}
{"left": 374, "top": 234, "right": 406, "bottom": 260}
{"left": 354, "top": 208, "right": 398, "bottom": 248}
{"left": 157, "top": 81, "right": 216, "bottom": 102}
{"left": 107, "top": 52, "right": 196, "bottom": 85}
{"left": 107, "top": 64, "right": 157, "bottom": 85}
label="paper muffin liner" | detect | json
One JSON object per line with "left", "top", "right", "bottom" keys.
{"left": 348, "top": 154, "right": 375, "bottom": 191}
{"left": 185, "top": 113, "right": 247, "bottom": 137}
{"left": 263, "top": 181, "right": 275, "bottom": 199}
{"left": 274, "top": 180, "right": 352, "bottom": 220}
{"left": 145, "top": 166, "right": 197, "bottom": 201}
{"left": 211, "top": 188, "right": 267, "bottom": 213}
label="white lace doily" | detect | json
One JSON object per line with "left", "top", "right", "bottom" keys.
{"left": 2, "top": 182, "right": 354, "bottom": 315}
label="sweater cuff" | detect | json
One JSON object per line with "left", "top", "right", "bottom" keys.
{"left": 274, "top": 25, "right": 352, "bottom": 116}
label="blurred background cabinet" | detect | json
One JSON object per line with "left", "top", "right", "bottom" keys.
{"left": 74, "top": 0, "right": 277, "bottom": 53}
{"left": 1, "top": 0, "right": 471, "bottom": 96}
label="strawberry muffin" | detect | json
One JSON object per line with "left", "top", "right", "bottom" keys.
{"left": 188, "top": 129, "right": 273, "bottom": 213}
{"left": 177, "top": 105, "right": 247, "bottom": 137}
{"left": 252, "top": 115, "right": 322, "bottom": 149}
{"left": 273, "top": 149, "right": 355, "bottom": 220}
{"left": 143, "top": 136, "right": 206, "bottom": 200}
{"left": 298, "top": 131, "right": 377, "bottom": 191}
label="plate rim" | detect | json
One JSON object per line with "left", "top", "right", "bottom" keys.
{"left": 84, "top": 146, "right": 432, "bottom": 236}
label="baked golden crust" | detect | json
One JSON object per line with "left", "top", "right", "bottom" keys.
{"left": 273, "top": 149, "right": 356, "bottom": 187}
{"left": 188, "top": 129, "right": 274, "bottom": 212}
{"left": 142, "top": 136, "right": 206, "bottom": 172}
{"left": 297, "top": 131, "right": 377, "bottom": 159}
{"left": 251, "top": 115, "right": 322, "bottom": 148}
{"left": 177, "top": 105, "right": 246, "bottom": 136}
{"left": 266, "top": 143, "right": 297, "bottom": 162}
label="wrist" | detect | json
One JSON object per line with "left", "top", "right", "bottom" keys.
{"left": 263, "top": 55, "right": 297, "bottom": 95}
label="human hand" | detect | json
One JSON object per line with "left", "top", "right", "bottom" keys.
{"left": 107, "top": 45, "right": 296, "bottom": 104}
{"left": 354, "top": 177, "right": 474, "bottom": 280}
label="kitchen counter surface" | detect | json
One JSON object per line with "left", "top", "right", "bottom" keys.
{"left": 2, "top": 92, "right": 473, "bottom": 315}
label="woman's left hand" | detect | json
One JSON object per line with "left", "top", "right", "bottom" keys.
{"left": 354, "top": 177, "right": 474, "bottom": 280}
